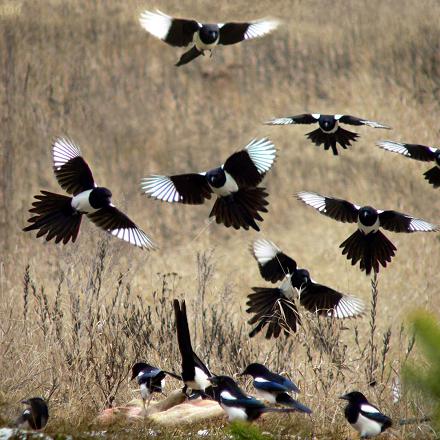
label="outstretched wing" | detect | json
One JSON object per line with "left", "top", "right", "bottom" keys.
{"left": 223, "top": 138, "right": 276, "bottom": 187}
{"left": 377, "top": 141, "right": 438, "bottom": 162}
{"left": 141, "top": 174, "right": 212, "bottom": 204}
{"left": 87, "top": 206, "right": 155, "bottom": 249}
{"left": 296, "top": 191, "right": 359, "bottom": 223}
{"left": 218, "top": 19, "right": 279, "bottom": 45}
{"left": 338, "top": 115, "right": 390, "bottom": 129}
{"left": 379, "top": 210, "right": 439, "bottom": 233}
{"left": 265, "top": 113, "right": 318, "bottom": 126}
{"left": 139, "top": 10, "right": 199, "bottom": 47}
{"left": 52, "top": 137, "right": 95, "bottom": 195}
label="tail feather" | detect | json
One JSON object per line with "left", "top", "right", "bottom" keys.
{"left": 276, "top": 393, "right": 312, "bottom": 414}
{"left": 340, "top": 229, "right": 396, "bottom": 275}
{"left": 175, "top": 46, "right": 202, "bottom": 66}
{"left": 209, "top": 187, "right": 269, "bottom": 231}
{"left": 173, "top": 300, "right": 195, "bottom": 379}
{"left": 23, "top": 191, "right": 82, "bottom": 244}
{"left": 424, "top": 166, "right": 440, "bottom": 188}
{"left": 261, "top": 407, "right": 304, "bottom": 415}
{"left": 306, "top": 127, "right": 358, "bottom": 155}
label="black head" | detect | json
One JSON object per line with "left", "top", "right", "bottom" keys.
{"left": 199, "top": 25, "right": 219, "bottom": 44}
{"left": 208, "top": 375, "right": 236, "bottom": 390}
{"left": 240, "top": 363, "right": 270, "bottom": 378}
{"left": 295, "top": 269, "right": 311, "bottom": 287}
{"left": 21, "top": 397, "right": 49, "bottom": 430}
{"left": 358, "top": 206, "right": 378, "bottom": 227}
{"left": 340, "top": 391, "right": 369, "bottom": 404}
{"left": 205, "top": 168, "right": 226, "bottom": 188}
{"left": 319, "top": 115, "right": 337, "bottom": 131}
{"left": 434, "top": 150, "right": 440, "bottom": 166}
{"left": 89, "top": 187, "right": 112, "bottom": 209}
{"left": 131, "top": 362, "right": 150, "bottom": 381}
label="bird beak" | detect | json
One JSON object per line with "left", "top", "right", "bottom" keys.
{"left": 20, "top": 399, "right": 30, "bottom": 405}
{"left": 339, "top": 394, "right": 349, "bottom": 401}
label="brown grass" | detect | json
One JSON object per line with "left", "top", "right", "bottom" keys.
{"left": 1, "top": 0, "right": 440, "bottom": 438}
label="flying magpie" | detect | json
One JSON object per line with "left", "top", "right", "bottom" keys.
{"left": 23, "top": 137, "right": 154, "bottom": 249}
{"left": 240, "top": 363, "right": 311, "bottom": 413}
{"left": 208, "top": 375, "right": 300, "bottom": 422}
{"left": 131, "top": 362, "right": 180, "bottom": 409}
{"left": 14, "top": 397, "right": 49, "bottom": 430}
{"left": 247, "top": 238, "right": 365, "bottom": 338}
{"left": 141, "top": 138, "right": 276, "bottom": 231}
{"left": 265, "top": 113, "right": 390, "bottom": 155}
{"left": 378, "top": 140, "right": 440, "bottom": 188}
{"left": 173, "top": 299, "right": 214, "bottom": 399}
{"left": 296, "top": 191, "right": 438, "bottom": 275}
{"left": 340, "top": 391, "right": 392, "bottom": 438}
{"left": 139, "top": 10, "right": 279, "bottom": 66}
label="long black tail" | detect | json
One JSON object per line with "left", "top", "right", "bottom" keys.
{"left": 173, "top": 300, "right": 195, "bottom": 381}
{"left": 424, "top": 166, "right": 440, "bottom": 188}
{"left": 175, "top": 46, "right": 202, "bottom": 66}
{"left": 340, "top": 229, "right": 396, "bottom": 275}
{"left": 23, "top": 191, "right": 82, "bottom": 244}
{"left": 246, "top": 287, "right": 300, "bottom": 339}
{"left": 261, "top": 406, "right": 304, "bottom": 415}
{"left": 306, "top": 127, "right": 358, "bottom": 155}
{"left": 275, "top": 393, "right": 312, "bottom": 414}
{"left": 209, "top": 187, "right": 269, "bottom": 231}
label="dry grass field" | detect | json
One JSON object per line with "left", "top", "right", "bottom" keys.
{"left": 1, "top": 0, "right": 440, "bottom": 438}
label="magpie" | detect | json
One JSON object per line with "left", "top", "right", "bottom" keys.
{"left": 141, "top": 138, "right": 276, "bottom": 231}
{"left": 340, "top": 391, "right": 392, "bottom": 438}
{"left": 173, "top": 299, "right": 214, "bottom": 399}
{"left": 14, "top": 397, "right": 49, "bottom": 430}
{"left": 23, "top": 137, "right": 154, "bottom": 249}
{"left": 139, "top": 10, "right": 279, "bottom": 66}
{"left": 240, "top": 363, "right": 312, "bottom": 413}
{"left": 378, "top": 140, "right": 440, "bottom": 188}
{"left": 296, "top": 191, "right": 439, "bottom": 275}
{"left": 247, "top": 238, "right": 365, "bottom": 338}
{"left": 265, "top": 113, "right": 390, "bottom": 155}
{"left": 208, "top": 375, "right": 299, "bottom": 422}
{"left": 131, "top": 362, "right": 180, "bottom": 408}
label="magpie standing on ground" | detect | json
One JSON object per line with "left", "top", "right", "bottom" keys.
{"left": 173, "top": 299, "right": 214, "bottom": 398}
{"left": 247, "top": 238, "right": 365, "bottom": 338}
{"left": 208, "top": 375, "right": 299, "bottom": 422}
{"left": 14, "top": 397, "right": 49, "bottom": 430}
{"left": 340, "top": 391, "right": 392, "bottom": 438}
{"left": 131, "top": 362, "right": 180, "bottom": 409}
{"left": 265, "top": 113, "right": 390, "bottom": 155}
{"left": 139, "top": 10, "right": 279, "bottom": 66}
{"left": 23, "top": 137, "right": 154, "bottom": 249}
{"left": 296, "top": 191, "right": 438, "bottom": 275}
{"left": 240, "top": 363, "right": 311, "bottom": 413}
{"left": 377, "top": 140, "right": 440, "bottom": 188}
{"left": 141, "top": 138, "right": 276, "bottom": 231}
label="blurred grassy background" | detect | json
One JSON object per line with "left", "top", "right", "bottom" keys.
{"left": 0, "top": 0, "right": 439, "bottom": 437}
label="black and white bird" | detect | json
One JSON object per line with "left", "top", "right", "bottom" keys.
{"left": 340, "top": 391, "right": 392, "bottom": 438}
{"left": 141, "top": 138, "right": 276, "bottom": 231}
{"left": 296, "top": 191, "right": 438, "bottom": 275}
{"left": 173, "top": 299, "right": 214, "bottom": 399}
{"left": 208, "top": 375, "right": 299, "bottom": 422}
{"left": 240, "top": 363, "right": 311, "bottom": 413}
{"left": 377, "top": 140, "right": 440, "bottom": 188}
{"left": 247, "top": 238, "right": 365, "bottom": 338}
{"left": 139, "top": 10, "right": 279, "bottom": 66}
{"left": 14, "top": 397, "right": 49, "bottom": 431}
{"left": 23, "top": 137, "right": 154, "bottom": 249}
{"left": 265, "top": 113, "right": 390, "bottom": 155}
{"left": 131, "top": 362, "right": 180, "bottom": 408}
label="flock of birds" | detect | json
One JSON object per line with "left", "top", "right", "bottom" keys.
{"left": 16, "top": 7, "right": 439, "bottom": 439}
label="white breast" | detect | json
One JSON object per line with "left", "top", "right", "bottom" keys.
{"left": 221, "top": 404, "right": 248, "bottom": 421}
{"left": 186, "top": 367, "right": 211, "bottom": 391}
{"left": 210, "top": 171, "right": 239, "bottom": 197}
{"left": 140, "top": 383, "right": 150, "bottom": 400}
{"left": 352, "top": 413, "right": 382, "bottom": 437}
{"left": 358, "top": 217, "right": 380, "bottom": 235}
{"left": 71, "top": 189, "right": 99, "bottom": 214}
{"left": 194, "top": 32, "right": 219, "bottom": 51}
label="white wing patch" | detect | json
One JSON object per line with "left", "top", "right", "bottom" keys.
{"left": 408, "top": 217, "right": 439, "bottom": 232}
{"left": 141, "top": 175, "right": 183, "bottom": 203}
{"left": 360, "top": 403, "right": 380, "bottom": 414}
{"left": 252, "top": 238, "right": 280, "bottom": 265}
{"left": 254, "top": 377, "right": 269, "bottom": 383}
{"left": 377, "top": 141, "right": 411, "bottom": 156}
{"left": 220, "top": 391, "right": 237, "bottom": 401}
{"left": 52, "top": 137, "right": 82, "bottom": 169}
{"left": 110, "top": 227, "right": 155, "bottom": 250}
{"left": 297, "top": 191, "right": 328, "bottom": 213}
{"left": 265, "top": 117, "right": 296, "bottom": 125}
{"left": 329, "top": 295, "right": 365, "bottom": 319}
{"left": 244, "top": 19, "right": 279, "bottom": 40}
{"left": 245, "top": 138, "right": 277, "bottom": 174}
{"left": 311, "top": 113, "right": 321, "bottom": 119}
{"left": 139, "top": 10, "right": 173, "bottom": 41}
{"left": 359, "top": 119, "right": 390, "bottom": 129}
